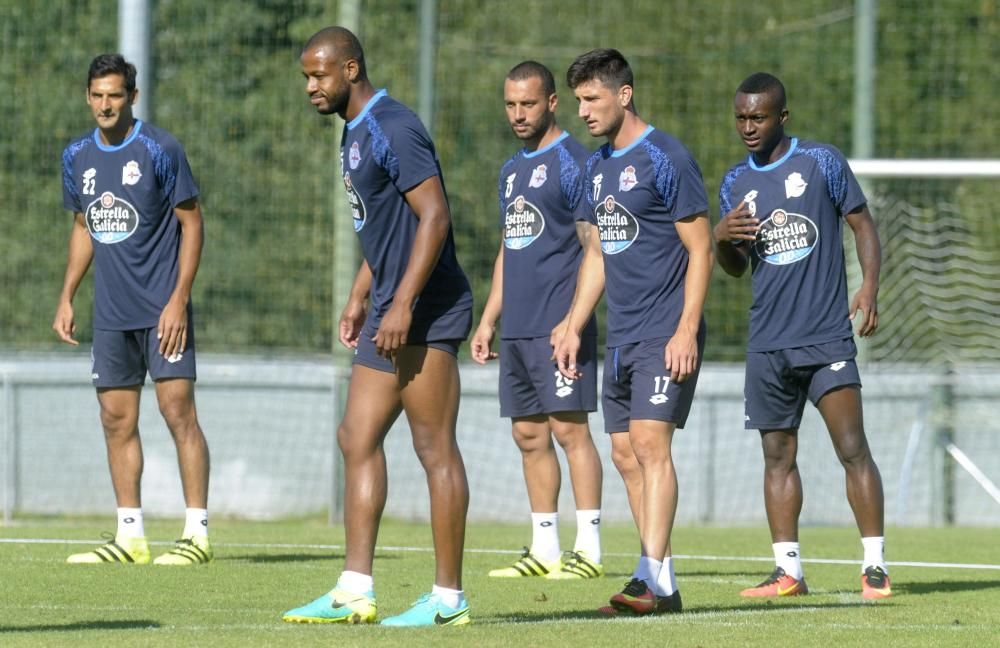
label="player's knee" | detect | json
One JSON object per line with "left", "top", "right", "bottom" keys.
{"left": 410, "top": 428, "right": 456, "bottom": 467}
{"left": 158, "top": 399, "right": 197, "bottom": 431}
{"left": 99, "top": 406, "right": 137, "bottom": 437}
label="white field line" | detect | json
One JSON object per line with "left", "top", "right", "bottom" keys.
{"left": 1, "top": 537, "right": 999, "bottom": 571}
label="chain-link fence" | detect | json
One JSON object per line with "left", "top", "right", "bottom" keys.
{"left": 2, "top": 0, "right": 996, "bottom": 360}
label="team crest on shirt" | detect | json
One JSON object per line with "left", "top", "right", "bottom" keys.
{"left": 754, "top": 208, "right": 818, "bottom": 265}
{"left": 743, "top": 190, "right": 758, "bottom": 217}
{"left": 85, "top": 191, "right": 140, "bottom": 244}
{"left": 121, "top": 160, "right": 142, "bottom": 186}
{"left": 343, "top": 172, "right": 367, "bottom": 232}
{"left": 785, "top": 172, "right": 808, "bottom": 198}
{"left": 529, "top": 164, "right": 547, "bottom": 188}
{"left": 619, "top": 165, "right": 638, "bottom": 192}
{"left": 505, "top": 172, "right": 517, "bottom": 198}
{"left": 349, "top": 142, "right": 362, "bottom": 170}
{"left": 504, "top": 194, "right": 545, "bottom": 250}
{"left": 595, "top": 195, "right": 639, "bottom": 255}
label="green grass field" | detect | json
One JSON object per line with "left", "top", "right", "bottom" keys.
{"left": 1, "top": 518, "right": 997, "bottom": 647}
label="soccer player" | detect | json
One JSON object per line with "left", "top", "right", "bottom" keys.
{"left": 556, "top": 49, "right": 714, "bottom": 615}
{"left": 285, "top": 27, "right": 474, "bottom": 627}
{"left": 55, "top": 54, "right": 212, "bottom": 566}
{"left": 715, "top": 72, "right": 890, "bottom": 600}
{"left": 471, "top": 61, "right": 604, "bottom": 581}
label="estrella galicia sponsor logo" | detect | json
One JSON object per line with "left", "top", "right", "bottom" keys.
{"left": 343, "top": 172, "right": 367, "bottom": 232}
{"left": 754, "top": 208, "right": 818, "bottom": 265}
{"left": 503, "top": 194, "right": 545, "bottom": 250}
{"left": 595, "top": 195, "right": 639, "bottom": 255}
{"left": 85, "top": 191, "right": 139, "bottom": 244}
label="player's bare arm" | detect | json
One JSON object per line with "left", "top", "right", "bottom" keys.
{"left": 666, "top": 212, "right": 714, "bottom": 383}
{"left": 471, "top": 242, "right": 503, "bottom": 364}
{"left": 713, "top": 199, "right": 755, "bottom": 277}
{"left": 548, "top": 220, "right": 597, "bottom": 348}
{"left": 158, "top": 198, "right": 203, "bottom": 358}
{"left": 555, "top": 222, "right": 604, "bottom": 379}
{"left": 373, "top": 174, "right": 451, "bottom": 357}
{"left": 845, "top": 205, "right": 881, "bottom": 337}
{"left": 339, "top": 260, "right": 371, "bottom": 349}
{"left": 53, "top": 212, "right": 94, "bottom": 346}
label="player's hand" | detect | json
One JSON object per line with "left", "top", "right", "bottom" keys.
{"left": 52, "top": 301, "right": 78, "bottom": 346}
{"left": 157, "top": 297, "right": 188, "bottom": 359}
{"left": 338, "top": 299, "right": 367, "bottom": 349}
{"left": 549, "top": 317, "right": 570, "bottom": 350}
{"left": 470, "top": 322, "right": 497, "bottom": 364}
{"left": 849, "top": 285, "right": 879, "bottom": 337}
{"left": 664, "top": 328, "right": 698, "bottom": 383}
{"left": 554, "top": 331, "right": 582, "bottom": 380}
{"left": 373, "top": 302, "right": 411, "bottom": 358}
{"left": 714, "top": 200, "right": 759, "bottom": 243}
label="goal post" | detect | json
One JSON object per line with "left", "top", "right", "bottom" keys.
{"left": 849, "top": 158, "right": 1000, "bottom": 523}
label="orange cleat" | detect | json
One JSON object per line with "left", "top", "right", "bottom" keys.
{"left": 862, "top": 566, "right": 892, "bottom": 599}
{"left": 607, "top": 578, "right": 656, "bottom": 615}
{"left": 740, "top": 567, "right": 808, "bottom": 597}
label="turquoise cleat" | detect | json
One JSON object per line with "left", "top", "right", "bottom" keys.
{"left": 381, "top": 592, "right": 470, "bottom": 627}
{"left": 282, "top": 587, "right": 377, "bottom": 624}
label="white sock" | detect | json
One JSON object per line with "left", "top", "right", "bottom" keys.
{"left": 573, "top": 509, "right": 602, "bottom": 563}
{"left": 116, "top": 507, "right": 145, "bottom": 539}
{"left": 183, "top": 508, "right": 209, "bottom": 538}
{"left": 633, "top": 556, "right": 662, "bottom": 590}
{"left": 529, "top": 512, "right": 561, "bottom": 562}
{"left": 861, "top": 536, "right": 887, "bottom": 574}
{"left": 431, "top": 584, "right": 465, "bottom": 609}
{"left": 774, "top": 542, "right": 803, "bottom": 580}
{"left": 337, "top": 570, "right": 374, "bottom": 595}
{"left": 653, "top": 556, "right": 677, "bottom": 596}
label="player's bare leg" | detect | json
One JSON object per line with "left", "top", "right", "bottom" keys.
{"left": 97, "top": 386, "right": 144, "bottom": 508}
{"left": 611, "top": 431, "right": 643, "bottom": 534}
{"left": 337, "top": 364, "right": 402, "bottom": 576}
{"left": 628, "top": 419, "right": 677, "bottom": 561}
{"left": 156, "top": 378, "right": 210, "bottom": 508}
{"left": 68, "top": 386, "right": 149, "bottom": 565}
{"left": 759, "top": 429, "right": 802, "bottom": 541}
{"left": 550, "top": 412, "right": 602, "bottom": 511}
{"left": 817, "top": 386, "right": 884, "bottom": 537}
{"left": 399, "top": 345, "right": 469, "bottom": 590}
{"left": 512, "top": 415, "right": 560, "bottom": 513}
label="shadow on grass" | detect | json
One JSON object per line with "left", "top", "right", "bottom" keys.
{"left": 221, "top": 552, "right": 345, "bottom": 563}
{"left": 894, "top": 579, "right": 1000, "bottom": 595}
{"left": 0, "top": 620, "right": 159, "bottom": 633}
{"left": 490, "top": 601, "right": 870, "bottom": 624}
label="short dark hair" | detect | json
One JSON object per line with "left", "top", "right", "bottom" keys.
{"left": 507, "top": 60, "right": 556, "bottom": 97}
{"left": 303, "top": 26, "right": 367, "bottom": 78}
{"left": 88, "top": 53, "right": 137, "bottom": 94}
{"left": 566, "top": 48, "right": 633, "bottom": 91}
{"left": 737, "top": 72, "right": 787, "bottom": 109}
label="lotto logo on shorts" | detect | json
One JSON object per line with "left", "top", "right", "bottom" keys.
{"left": 649, "top": 394, "right": 668, "bottom": 405}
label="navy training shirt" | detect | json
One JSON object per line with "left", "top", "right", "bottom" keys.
{"left": 497, "top": 131, "right": 597, "bottom": 339}
{"left": 584, "top": 125, "right": 709, "bottom": 347}
{"left": 340, "top": 90, "right": 472, "bottom": 329}
{"left": 62, "top": 120, "right": 199, "bottom": 330}
{"left": 719, "top": 138, "right": 867, "bottom": 352}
